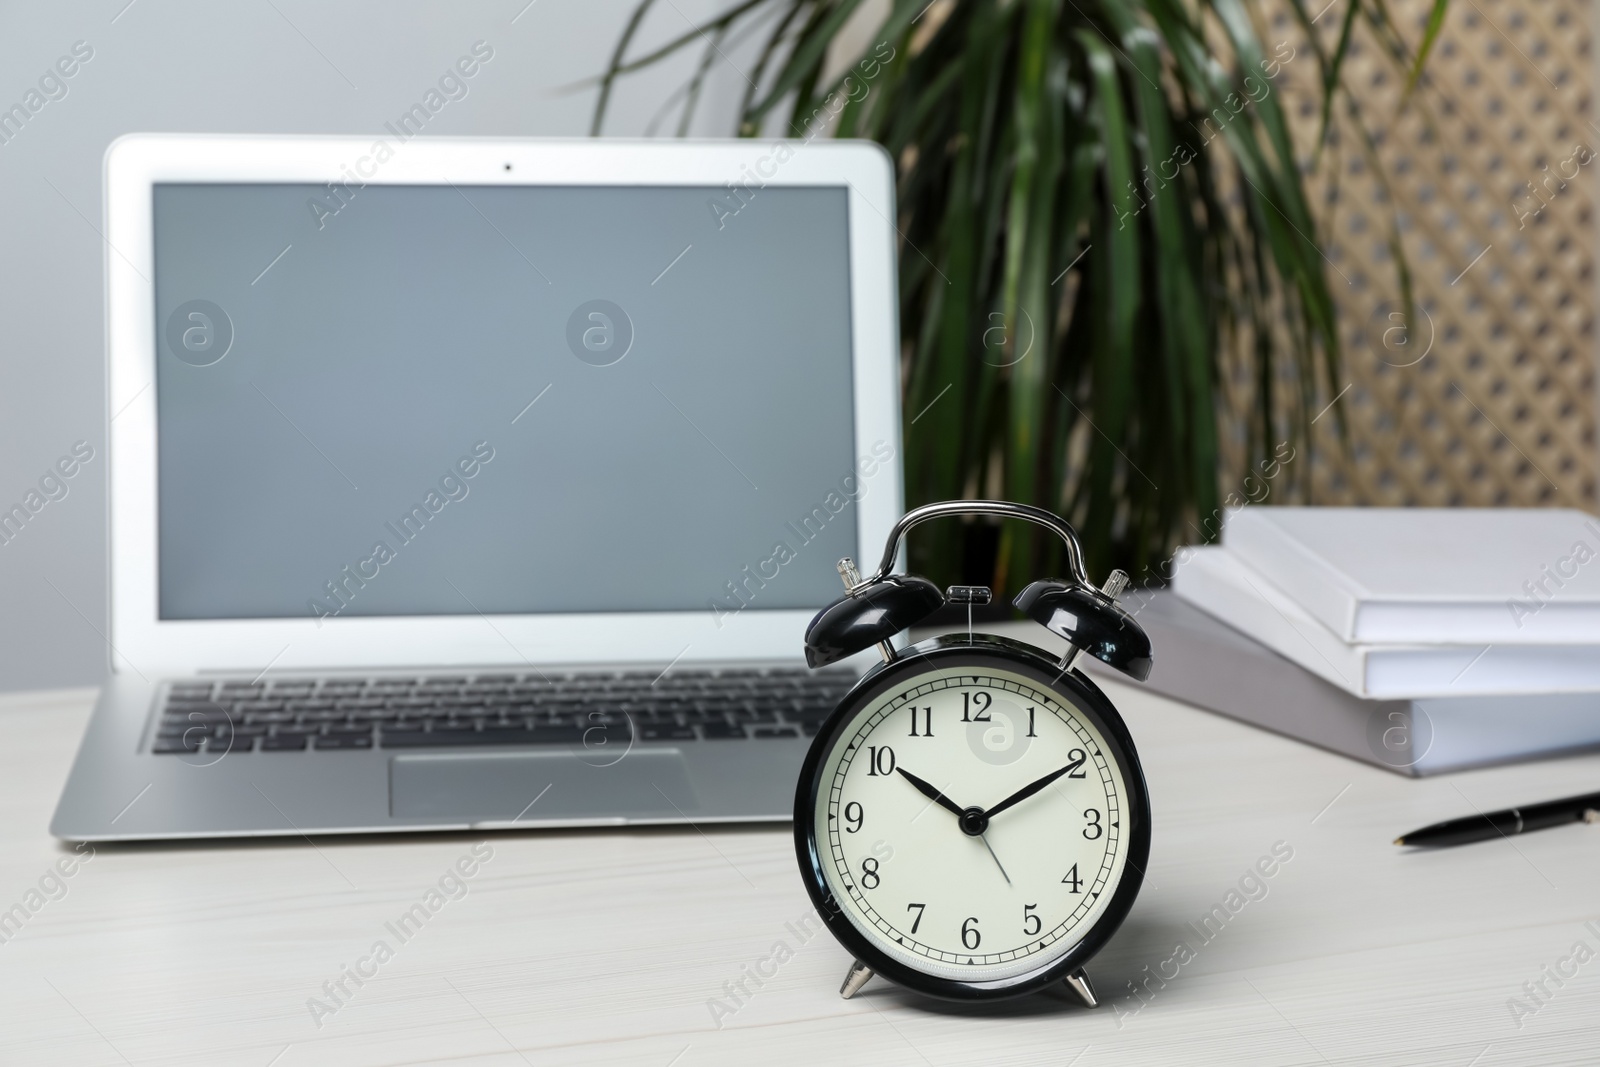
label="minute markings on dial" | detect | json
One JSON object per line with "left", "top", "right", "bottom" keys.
{"left": 822, "top": 672, "right": 1124, "bottom": 967}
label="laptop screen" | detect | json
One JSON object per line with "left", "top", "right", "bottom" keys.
{"left": 151, "top": 183, "right": 870, "bottom": 622}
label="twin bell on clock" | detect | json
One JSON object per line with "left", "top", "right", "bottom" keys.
{"left": 792, "top": 500, "right": 1153, "bottom": 1006}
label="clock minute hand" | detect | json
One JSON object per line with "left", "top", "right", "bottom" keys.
{"left": 895, "top": 768, "right": 965, "bottom": 819}
{"left": 985, "top": 765, "right": 1076, "bottom": 820}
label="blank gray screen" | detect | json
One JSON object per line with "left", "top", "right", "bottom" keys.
{"left": 153, "top": 182, "right": 864, "bottom": 620}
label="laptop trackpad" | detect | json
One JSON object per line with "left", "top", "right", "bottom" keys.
{"left": 389, "top": 750, "right": 698, "bottom": 821}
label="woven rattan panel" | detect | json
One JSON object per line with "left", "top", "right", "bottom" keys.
{"left": 1229, "top": 0, "right": 1595, "bottom": 508}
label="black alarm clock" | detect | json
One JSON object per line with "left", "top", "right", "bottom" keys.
{"left": 793, "top": 500, "right": 1152, "bottom": 1005}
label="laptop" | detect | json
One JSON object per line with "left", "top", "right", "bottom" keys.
{"left": 50, "top": 134, "right": 902, "bottom": 841}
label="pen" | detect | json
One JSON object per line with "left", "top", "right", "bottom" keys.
{"left": 1395, "top": 791, "right": 1600, "bottom": 848}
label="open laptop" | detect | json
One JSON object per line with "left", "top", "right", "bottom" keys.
{"left": 50, "top": 134, "right": 902, "bottom": 841}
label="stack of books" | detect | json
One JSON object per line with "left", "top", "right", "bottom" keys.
{"left": 1115, "top": 508, "right": 1600, "bottom": 775}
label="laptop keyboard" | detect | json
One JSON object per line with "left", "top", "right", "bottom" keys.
{"left": 150, "top": 666, "right": 858, "bottom": 755}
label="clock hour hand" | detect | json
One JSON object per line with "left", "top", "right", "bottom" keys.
{"left": 985, "top": 764, "right": 1076, "bottom": 820}
{"left": 896, "top": 768, "right": 965, "bottom": 819}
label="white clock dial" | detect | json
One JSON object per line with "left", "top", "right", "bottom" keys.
{"left": 815, "top": 664, "right": 1130, "bottom": 982}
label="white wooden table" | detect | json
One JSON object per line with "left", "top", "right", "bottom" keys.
{"left": 2, "top": 676, "right": 1598, "bottom": 1066}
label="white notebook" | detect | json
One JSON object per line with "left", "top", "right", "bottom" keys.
{"left": 1221, "top": 507, "right": 1600, "bottom": 644}
{"left": 1073, "top": 594, "right": 1600, "bottom": 776}
{"left": 1172, "top": 546, "right": 1600, "bottom": 699}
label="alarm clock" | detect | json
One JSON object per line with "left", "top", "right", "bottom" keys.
{"left": 793, "top": 500, "right": 1152, "bottom": 1005}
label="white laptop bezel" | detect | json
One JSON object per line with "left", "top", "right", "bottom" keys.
{"left": 105, "top": 134, "right": 902, "bottom": 676}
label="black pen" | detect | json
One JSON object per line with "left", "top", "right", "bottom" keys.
{"left": 1395, "top": 791, "right": 1600, "bottom": 848}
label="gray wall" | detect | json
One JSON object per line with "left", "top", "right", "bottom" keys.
{"left": 0, "top": 0, "right": 751, "bottom": 693}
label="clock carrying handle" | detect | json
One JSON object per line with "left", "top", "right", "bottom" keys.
{"left": 859, "top": 500, "right": 1094, "bottom": 592}
{"left": 805, "top": 499, "right": 1151, "bottom": 679}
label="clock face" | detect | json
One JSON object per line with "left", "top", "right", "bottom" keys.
{"left": 812, "top": 662, "right": 1132, "bottom": 983}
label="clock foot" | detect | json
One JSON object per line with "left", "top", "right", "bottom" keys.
{"left": 839, "top": 960, "right": 874, "bottom": 999}
{"left": 1064, "top": 968, "right": 1098, "bottom": 1008}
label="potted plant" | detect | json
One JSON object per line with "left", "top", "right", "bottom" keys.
{"left": 593, "top": 0, "right": 1445, "bottom": 586}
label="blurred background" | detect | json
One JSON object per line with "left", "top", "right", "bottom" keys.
{"left": 0, "top": 0, "right": 1591, "bottom": 693}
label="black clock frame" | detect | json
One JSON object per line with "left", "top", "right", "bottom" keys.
{"left": 793, "top": 632, "right": 1152, "bottom": 1002}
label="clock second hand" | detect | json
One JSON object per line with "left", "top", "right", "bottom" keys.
{"left": 978, "top": 832, "right": 1012, "bottom": 886}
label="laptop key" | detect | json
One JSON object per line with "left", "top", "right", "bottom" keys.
{"left": 152, "top": 737, "right": 203, "bottom": 753}
{"left": 315, "top": 734, "right": 373, "bottom": 750}
{"left": 484, "top": 713, "right": 527, "bottom": 725}
{"left": 261, "top": 735, "right": 308, "bottom": 751}
{"left": 380, "top": 727, "right": 535, "bottom": 747}
{"left": 639, "top": 724, "right": 696, "bottom": 741}
{"left": 701, "top": 722, "right": 747, "bottom": 740}
{"left": 166, "top": 709, "right": 233, "bottom": 724}
{"left": 530, "top": 725, "right": 588, "bottom": 744}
